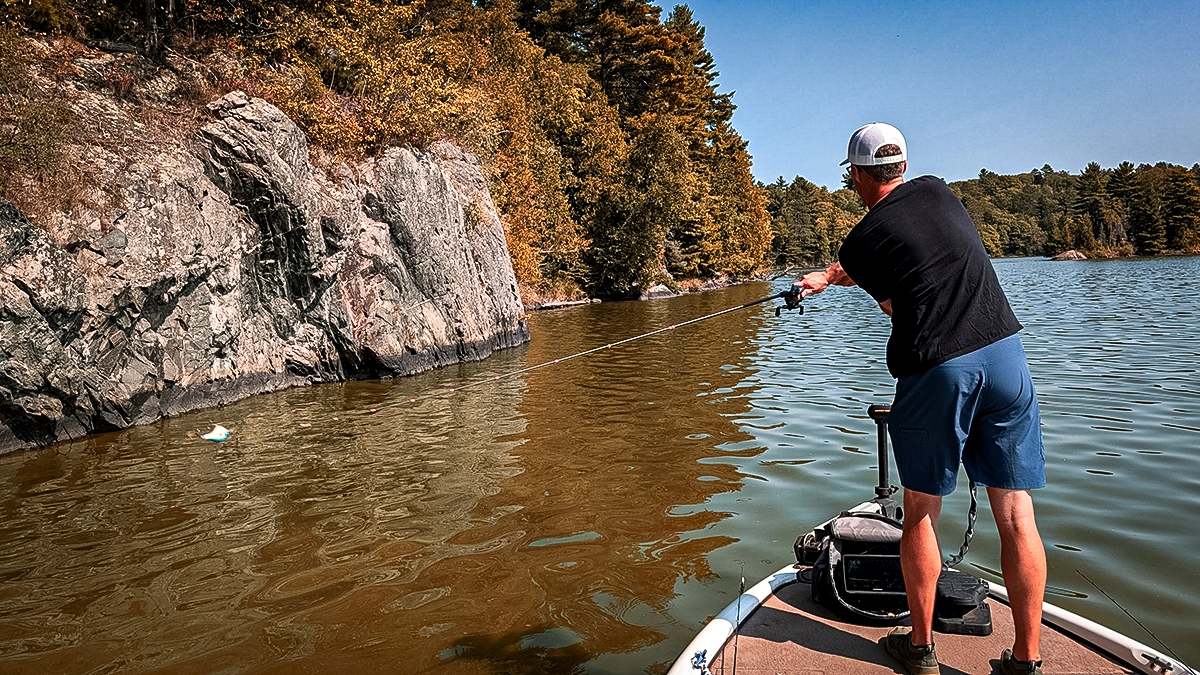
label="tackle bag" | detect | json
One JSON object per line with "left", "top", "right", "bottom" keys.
{"left": 803, "top": 511, "right": 909, "bottom": 624}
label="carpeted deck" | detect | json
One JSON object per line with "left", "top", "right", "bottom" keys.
{"left": 708, "top": 578, "right": 1133, "bottom": 675}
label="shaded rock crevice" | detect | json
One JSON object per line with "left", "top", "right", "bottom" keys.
{"left": 0, "top": 92, "right": 528, "bottom": 454}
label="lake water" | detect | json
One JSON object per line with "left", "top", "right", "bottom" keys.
{"left": 1, "top": 256, "right": 1198, "bottom": 673}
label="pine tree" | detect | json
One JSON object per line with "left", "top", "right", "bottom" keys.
{"left": 1107, "top": 161, "right": 1136, "bottom": 246}
{"left": 1127, "top": 173, "right": 1166, "bottom": 255}
{"left": 765, "top": 176, "right": 822, "bottom": 267}
{"left": 1162, "top": 166, "right": 1200, "bottom": 252}
{"left": 515, "top": 0, "right": 770, "bottom": 292}
{"left": 1072, "top": 162, "right": 1117, "bottom": 251}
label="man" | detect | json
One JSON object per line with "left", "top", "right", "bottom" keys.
{"left": 795, "top": 123, "right": 1047, "bottom": 675}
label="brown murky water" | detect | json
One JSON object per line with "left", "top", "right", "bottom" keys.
{"left": 2, "top": 257, "right": 1199, "bottom": 673}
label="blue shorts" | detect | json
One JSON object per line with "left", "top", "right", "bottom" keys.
{"left": 888, "top": 334, "right": 1045, "bottom": 496}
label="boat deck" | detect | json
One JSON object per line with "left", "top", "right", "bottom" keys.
{"left": 709, "top": 577, "right": 1134, "bottom": 675}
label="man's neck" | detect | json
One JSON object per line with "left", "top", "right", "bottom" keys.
{"left": 863, "top": 178, "right": 904, "bottom": 210}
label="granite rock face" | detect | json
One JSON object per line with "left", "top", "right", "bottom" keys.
{"left": 0, "top": 92, "right": 527, "bottom": 453}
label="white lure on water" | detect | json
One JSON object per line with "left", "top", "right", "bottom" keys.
{"left": 201, "top": 425, "right": 230, "bottom": 442}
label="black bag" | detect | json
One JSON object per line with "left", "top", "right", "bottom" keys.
{"left": 806, "top": 512, "right": 909, "bottom": 624}
{"left": 797, "top": 509, "right": 993, "bottom": 632}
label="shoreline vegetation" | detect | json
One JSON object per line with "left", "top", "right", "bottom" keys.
{"left": 4, "top": 2, "right": 1199, "bottom": 313}
{"left": 767, "top": 163, "right": 1200, "bottom": 270}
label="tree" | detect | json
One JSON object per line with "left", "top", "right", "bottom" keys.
{"left": 708, "top": 127, "right": 771, "bottom": 276}
{"left": 1162, "top": 166, "right": 1200, "bottom": 252}
{"left": 1073, "top": 162, "right": 1119, "bottom": 252}
{"left": 514, "top": 0, "right": 771, "bottom": 292}
{"left": 765, "top": 177, "right": 819, "bottom": 267}
{"left": 1126, "top": 171, "right": 1166, "bottom": 255}
{"left": 1108, "top": 161, "right": 1137, "bottom": 218}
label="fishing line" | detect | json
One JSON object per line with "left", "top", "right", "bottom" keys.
{"left": 1076, "top": 569, "right": 1182, "bottom": 661}
{"left": 393, "top": 289, "right": 801, "bottom": 408}
{"left": 227, "top": 289, "right": 801, "bottom": 437}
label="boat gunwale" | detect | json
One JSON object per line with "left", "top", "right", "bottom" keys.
{"left": 665, "top": 564, "right": 1196, "bottom": 675}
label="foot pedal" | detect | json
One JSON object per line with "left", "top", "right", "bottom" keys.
{"left": 934, "top": 601, "right": 993, "bottom": 636}
{"left": 934, "top": 570, "right": 992, "bottom": 636}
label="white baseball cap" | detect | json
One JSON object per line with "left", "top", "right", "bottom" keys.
{"left": 840, "top": 122, "right": 907, "bottom": 166}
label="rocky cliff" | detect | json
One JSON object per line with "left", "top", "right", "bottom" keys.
{"left": 0, "top": 92, "right": 528, "bottom": 454}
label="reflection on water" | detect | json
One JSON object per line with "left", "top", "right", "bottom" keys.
{"left": 0, "top": 372, "right": 532, "bottom": 673}
{"left": 1, "top": 257, "right": 1199, "bottom": 673}
{"left": 0, "top": 286, "right": 769, "bottom": 674}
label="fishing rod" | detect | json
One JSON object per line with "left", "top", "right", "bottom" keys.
{"left": 731, "top": 562, "right": 745, "bottom": 675}
{"left": 400, "top": 288, "right": 805, "bottom": 406}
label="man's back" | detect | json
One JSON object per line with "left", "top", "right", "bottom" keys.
{"left": 838, "top": 176, "right": 1021, "bottom": 377}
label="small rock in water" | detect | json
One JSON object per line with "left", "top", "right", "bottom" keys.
{"left": 300, "top": 422, "right": 312, "bottom": 428}
{"left": 201, "top": 425, "right": 230, "bottom": 442}
{"left": 1051, "top": 249, "right": 1087, "bottom": 261}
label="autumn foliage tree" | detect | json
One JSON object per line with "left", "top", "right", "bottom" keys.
{"left": 5, "top": 0, "right": 774, "bottom": 300}
{"left": 512, "top": 0, "right": 770, "bottom": 296}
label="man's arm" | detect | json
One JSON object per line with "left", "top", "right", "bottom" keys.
{"left": 794, "top": 263, "right": 892, "bottom": 316}
{"left": 792, "top": 261, "right": 856, "bottom": 297}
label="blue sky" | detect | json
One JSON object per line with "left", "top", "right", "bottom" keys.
{"left": 678, "top": 0, "right": 1200, "bottom": 190}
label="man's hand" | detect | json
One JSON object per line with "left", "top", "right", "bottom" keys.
{"left": 792, "top": 262, "right": 855, "bottom": 298}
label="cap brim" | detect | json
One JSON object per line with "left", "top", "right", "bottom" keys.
{"left": 839, "top": 158, "right": 850, "bottom": 166}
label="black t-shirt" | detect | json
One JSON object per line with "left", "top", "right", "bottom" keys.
{"left": 838, "top": 175, "right": 1022, "bottom": 378}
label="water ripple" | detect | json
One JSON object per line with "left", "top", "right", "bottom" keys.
{"left": 1, "top": 257, "right": 1199, "bottom": 671}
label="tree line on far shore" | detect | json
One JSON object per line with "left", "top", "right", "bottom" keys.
{"left": 767, "top": 161, "right": 1200, "bottom": 267}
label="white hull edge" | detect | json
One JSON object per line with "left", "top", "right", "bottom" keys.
{"left": 666, "top": 564, "right": 798, "bottom": 675}
{"left": 987, "top": 583, "right": 1196, "bottom": 675}
{"left": 667, "top": 567, "right": 1197, "bottom": 675}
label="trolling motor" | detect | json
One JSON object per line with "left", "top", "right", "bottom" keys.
{"left": 775, "top": 287, "right": 804, "bottom": 317}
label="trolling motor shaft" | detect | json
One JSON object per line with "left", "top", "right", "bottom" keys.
{"left": 867, "top": 404, "right": 893, "bottom": 498}
{"left": 867, "top": 404, "right": 901, "bottom": 521}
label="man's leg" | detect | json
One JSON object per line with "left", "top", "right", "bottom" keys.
{"left": 901, "top": 489, "right": 943, "bottom": 647}
{"left": 988, "top": 487, "right": 1045, "bottom": 661}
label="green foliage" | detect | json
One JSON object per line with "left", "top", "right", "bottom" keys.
{"left": 947, "top": 162, "right": 1196, "bottom": 258}
{"left": 767, "top": 159, "right": 1200, "bottom": 266}
{"left": 514, "top": 0, "right": 772, "bottom": 295}
{"left": 1125, "top": 165, "right": 1166, "bottom": 255}
{"left": 1162, "top": 166, "right": 1200, "bottom": 251}
{"left": 764, "top": 176, "right": 861, "bottom": 267}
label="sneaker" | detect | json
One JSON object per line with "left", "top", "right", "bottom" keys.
{"left": 884, "top": 626, "right": 940, "bottom": 675}
{"left": 1000, "top": 649, "right": 1044, "bottom": 675}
